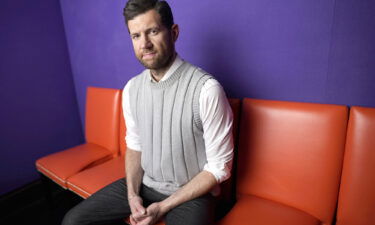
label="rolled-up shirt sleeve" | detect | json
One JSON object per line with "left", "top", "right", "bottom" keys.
{"left": 200, "top": 79, "right": 234, "bottom": 184}
{"left": 122, "top": 79, "right": 142, "bottom": 151}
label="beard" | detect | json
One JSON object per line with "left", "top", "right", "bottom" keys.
{"left": 137, "top": 49, "right": 174, "bottom": 70}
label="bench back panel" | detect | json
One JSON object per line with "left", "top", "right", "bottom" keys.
{"left": 336, "top": 106, "right": 375, "bottom": 225}
{"left": 86, "top": 87, "right": 121, "bottom": 155}
{"left": 237, "top": 98, "right": 348, "bottom": 224}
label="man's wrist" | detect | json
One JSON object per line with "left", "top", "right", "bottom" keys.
{"left": 158, "top": 199, "right": 173, "bottom": 214}
{"left": 128, "top": 194, "right": 139, "bottom": 201}
{"left": 127, "top": 188, "right": 140, "bottom": 201}
{"left": 127, "top": 182, "right": 140, "bottom": 201}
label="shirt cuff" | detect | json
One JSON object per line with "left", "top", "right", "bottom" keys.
{"left": 203, "top": 161, "right": 232, "bottom": 184}
{"left": 125, "top": 136, "right": 142, "bottom": 152}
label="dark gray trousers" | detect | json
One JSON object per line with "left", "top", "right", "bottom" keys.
{"left": 62, "top": 179, "right": 216, "bottom": 225}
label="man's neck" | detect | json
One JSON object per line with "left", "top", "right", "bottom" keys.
{"left": 150, "top": 53, "right": 177, "bottom": 82}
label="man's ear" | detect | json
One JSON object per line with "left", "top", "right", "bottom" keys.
{"left": 171, "top": 24, "right": 179, "bottom": 42}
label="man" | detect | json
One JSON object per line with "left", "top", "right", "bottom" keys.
{"left": 62, "top": 0, "right": 233, "bottom": 224}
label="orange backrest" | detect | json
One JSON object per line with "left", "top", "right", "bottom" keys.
{"left": 119, "top": 104, "right": 127, "bottom": 156}
{"left": 237, "top": 98, "right": 348, "bottom": 225}
{"left": 336, "top": 106, "right": 375, "bottom": 225}
{"left": 229, "top": 98, "right": 241, "bottom": 142}
{"left": 85, "top": 87, "right": 121, "bottom": 155}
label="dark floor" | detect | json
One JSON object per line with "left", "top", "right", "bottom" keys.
{"left": 19, "top": 191, "right": 82, "bottom": 225}
{"left": 1, "top": 178, "right": 131, "bottom": 225}
{"left": 1, "top": 180, "right": 83, "bottom": 225}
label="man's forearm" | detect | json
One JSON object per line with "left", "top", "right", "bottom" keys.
{"left": 125, "top": 148, "right": 144, "bottom": 198}
{"left": 158, "top": 170, "right": 218, "bottom": 213}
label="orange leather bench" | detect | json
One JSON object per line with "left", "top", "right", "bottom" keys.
{"left": 36, "top": 87, "right": 375, "bottom": 225}
{"left": 66, "top": 106, "right": 127, "bottom": 198}
{"left": 219, "top": 98, "right": 348, "bottom": 225}
{"left": 36, "top": 87, "right": 121, "bottom": 188}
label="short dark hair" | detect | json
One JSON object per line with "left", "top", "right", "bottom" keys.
{"left": 123, "top": 0, "right": 174, "bottom": 29}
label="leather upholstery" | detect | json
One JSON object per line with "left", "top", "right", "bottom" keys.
{"left": 86, "top": 87, "right": 121, "bottom": 155}
{"left": 228, "top": 98, "right": 241, "bottom": 142}
{"left": 220, "top": 98, "right": 348, "bottom": 225}
{"left": 336, "top": 106, "right": 375, "bottom": 225}
{"left": 36, "top": 87, "right": 121, "bottom": 188}
{"left": 119, "top": 105, "right": 127, "bottom": 156}
{"left": 67, "top": 107, "right": 127, "bottom": 198}
{"left": 219, "top": 194, "right": 320, "bottom": 225}
{"left": 36, "top": 143, "right": 112, "bottom": 188}
{"left": 67, "top": 156, "right": 125, "bottom": 198}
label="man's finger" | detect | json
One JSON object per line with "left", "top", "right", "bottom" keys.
{"left": 129, "top": 215, "right": 137, "bottom": 225}
{"left": 135, "top": 204, "right": 146, "bottom": 215}
{"left": 133, "top": 210, "right": 148, "bottom": 221}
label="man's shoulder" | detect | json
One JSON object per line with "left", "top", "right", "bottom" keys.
{"left": 185, "top": 62, "right": 222, "bottom": 88}
{"left": 180, "top": 61, "right": 225, "bottom": 96}
{"left": 182, "top": 61, "right": 217, "bottom": 83}
{"left": 183, "top": 61, "right": 209, "bottom": 76}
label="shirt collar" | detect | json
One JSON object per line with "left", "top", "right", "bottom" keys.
{"left": 149, "top": 55, "right": 184, "bottom": 82}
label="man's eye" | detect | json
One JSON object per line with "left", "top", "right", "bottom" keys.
{"left": 151, "top": 29, "right": 158, "bottom": 35}
{"left": 132, "top": 35, "right": 139, "bottom": 40}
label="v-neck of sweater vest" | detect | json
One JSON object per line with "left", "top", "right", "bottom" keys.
{"left": 148, "top": 62, "right": 188, "bottom": 90}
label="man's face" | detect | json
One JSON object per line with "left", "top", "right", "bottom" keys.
{"left": 128, "top": 9, "right": 177, "bottom": 70}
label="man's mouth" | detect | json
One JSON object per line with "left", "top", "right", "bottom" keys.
{"left": 142, "top": 52, "right": 156, "bottom": 59}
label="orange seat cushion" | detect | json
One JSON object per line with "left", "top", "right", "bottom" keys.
{"left": 67, "top": 156, "right": 125, "bottom": 198}
{"left": 218, "top": 194, "right": 320, "bottom": 225}
{"left": 36, "top": 143, "right": 112, "bottom": 188}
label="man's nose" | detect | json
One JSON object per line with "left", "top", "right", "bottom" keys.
{"left": 141, "top": 35, "right": 152, "bottom": 49}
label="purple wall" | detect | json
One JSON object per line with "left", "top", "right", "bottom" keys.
{"left": 0, "top": 0, "right": 84, "bottom": 195}
{"left": 60, "top": 0, "right": 375, "bottom": 128}
{"left": 325, "top": 0, "right": 375, "bottom": 106}
{"left": 1, "top": 0, "right": 373, "bottom": 195}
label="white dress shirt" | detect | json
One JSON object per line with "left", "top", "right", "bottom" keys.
{"left": 122, "top": 55, "right": 234, "bottom": 184}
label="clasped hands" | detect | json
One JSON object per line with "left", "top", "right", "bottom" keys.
{"left": 129, "top": 196, "right": 165, "bottom": 225}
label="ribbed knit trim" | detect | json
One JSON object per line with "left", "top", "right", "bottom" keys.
{"left": 148, "top": 62, "right": 188, "bottom": 89}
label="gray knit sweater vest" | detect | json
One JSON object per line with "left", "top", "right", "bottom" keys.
{"left": 128, "top": 61, "right": 212, "bottom": 195}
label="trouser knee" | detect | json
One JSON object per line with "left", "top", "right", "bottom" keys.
{"left": 61, "top": 207, "right": 86, "bottom": 225}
